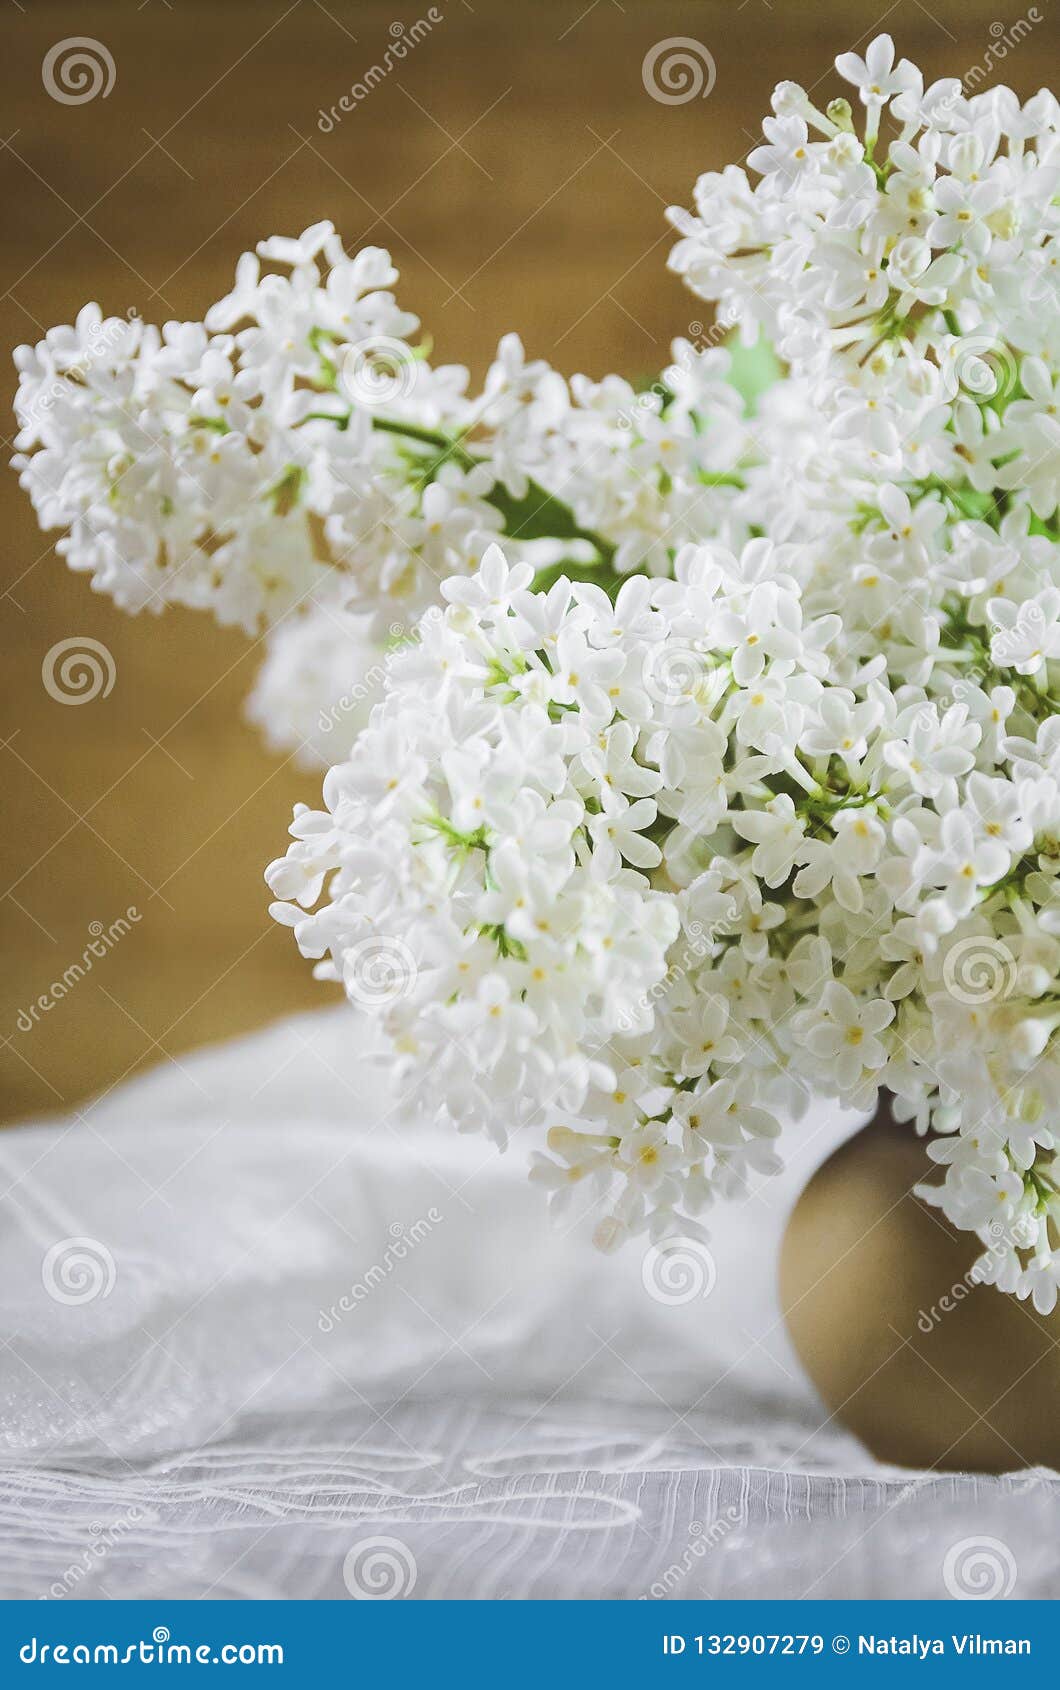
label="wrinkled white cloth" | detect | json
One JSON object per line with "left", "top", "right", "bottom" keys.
{"left": 0, "top": 1008, "right": 1056, "bottom": 1600}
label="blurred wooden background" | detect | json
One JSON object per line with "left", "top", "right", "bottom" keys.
{"left": 2, "top": 0, "right": 1056, "bottom": 1122}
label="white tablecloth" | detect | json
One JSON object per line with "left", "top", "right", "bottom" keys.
{"left": 1, "top": 1009, "right": 1056, "bottom": 1599}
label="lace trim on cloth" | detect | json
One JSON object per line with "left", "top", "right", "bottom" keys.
{"left": 2, "top": 1405, "right": 1057, "bottom": 1599}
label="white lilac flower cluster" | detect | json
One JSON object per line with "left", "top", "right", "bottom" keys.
{"left": 17, "top": 38, "right": 1060, "bottom": 1309}
{"left": 12, "top": 227, "right": 749, "bottom": 766}
{"left": 245, "top": 599, "right": 388, "bottom": 771}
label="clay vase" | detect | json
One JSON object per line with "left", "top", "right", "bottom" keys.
{"left": 779, "top": 1094, "right": 1060, "bottom": 1473}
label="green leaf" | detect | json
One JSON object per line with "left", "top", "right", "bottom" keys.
{"left": 487, "top": 477, "right": 617, "bottom": 567}
{"left": 487, "top": 477, "right": 591, "bottom": 543}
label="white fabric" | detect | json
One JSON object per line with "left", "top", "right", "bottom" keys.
{"left": 1, "top": 1008, "right": 1056, "bottom": 1600}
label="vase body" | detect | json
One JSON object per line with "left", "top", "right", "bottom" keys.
{"left": 780, "top": 1099, "right": 1060, "bottom": 1473}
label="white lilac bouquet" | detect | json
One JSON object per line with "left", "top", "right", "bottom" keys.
{"left": 14, "top": 39, "right": 1060, "bottom": 1312}
{"left": 11, "top": 228, "right": 748, "bottom": 767}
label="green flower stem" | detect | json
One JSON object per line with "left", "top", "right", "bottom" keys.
{"left": 372, "top": 414, "right": 477, "bottom": 470}
{"left": 307, "top": 408, "right": 619, "bottom": 572}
